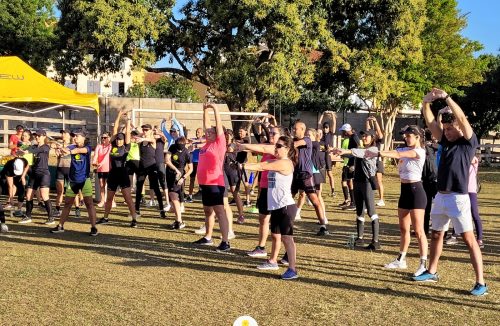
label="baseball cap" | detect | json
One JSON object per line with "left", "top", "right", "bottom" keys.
{"left": 70, "top": 128, "right": 88, "bottom": 137}
{"left": 399, "top": 125, "right": 421, "bottom": 135}
{"left": 13, "top": 158, "right": 24, "bottom": 176}
{"left": 33, "top": 129, "right": 47, "bottom": 136}
{"left": 339, "top": 123, "right": 352, "bottom": 132}
{"left": 141, "top": 124, "right": 152, "bottom": 130}
{"left": 360, "top": 130, "right": 376, "bottom": 137}
{"left": 323, "top": 122, "right": 330, "bottom": 128}
{"left": 115, "top": 133, "right": 125, "bottom": 140}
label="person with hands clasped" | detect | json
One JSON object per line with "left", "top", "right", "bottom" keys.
{"left": 93, "top": 132, "right": 113, "bottom": 208}
{"left": 365, "top": 116, "right": 386, "bottom": 206}
{"left": 415, "top": 88, "right": 487, "bottom": 296}
{"left": 318, "top": 110, "right": 337, "bottom": 196}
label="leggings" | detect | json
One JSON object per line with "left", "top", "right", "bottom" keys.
{"left": 353, "top": 181, "right": 375, "bottom": 217}
{"left": 469, "top": 192, "right": 483, "bottom": 240}
{"left": 136, "top": 165, "right": 164, "bottom": 212}
{"left": 423, "top": 181, "right": 437, "bottom": 235}
{"left": 0, "top": 203, "right": 5, "bottom": 223}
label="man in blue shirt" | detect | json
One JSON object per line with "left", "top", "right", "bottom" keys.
{"left": 50, "top": 129, "right": 98, "bottom": 236}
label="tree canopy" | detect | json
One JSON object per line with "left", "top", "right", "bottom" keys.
{"left": 126, "top": 74, "right": 200, "bottom": 102}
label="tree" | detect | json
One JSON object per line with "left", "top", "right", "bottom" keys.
{"left": 150, "top": 0, "right": 350, "bottom": 111}
{"left": 126, "top": 74, "right": 200, "bottom": 102}
{"left": 457, "top": 55, "right": 500, "bottom": 140}
{"left": 0, "top": 0, "right": 56, "bottom": 73}
{"left": 53, "top": 0, "right": 172, "bottom": 81}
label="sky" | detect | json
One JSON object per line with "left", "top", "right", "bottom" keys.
{"left": 153, "top": 0, "right": 499, "bottom": 68}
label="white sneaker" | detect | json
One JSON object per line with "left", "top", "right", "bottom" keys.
{"left": 414, "top": 263, "right": 427, "bottom": 277}
{"left": 163, "top": 204, "right": 171, "bottom": 212}
{"left": 294, "top": 208, "right": 302, "bottom": 221}
{"left": 221, "top": 230, "right": 236, "bottom": 240}
{"left": 194, "top": 225, "right": 206, "bottom": 235}
{"left": 384, "top": 258, "right": 407, "bottom": 269}
{"left": 376, "top": 200, "right": 386, "bottom": 207}
{"left": 0, "top": 223, "right": 8, "bottom": 233}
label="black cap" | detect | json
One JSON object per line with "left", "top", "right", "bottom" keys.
{"left": 141, "top": 124, "right": 152, "bottom": 130}
{"left": 360, "top": 130, "right": 376, "bottom": 137}
{"left": 399, "top": 125, "right": 421, "bottom": 135}
{"left": 115, "top": 133, "right": 125, "bottom": 140}
{"left": 70, "top": 128, "right": 88, "bottom": 137}
{"left": 60, "top": 129, "right": 70, "bottom": 134}
{"left": 33, "top": 129, "right": 47, "bottom": 136}
{"left": 322, "top": 122, "right": 330, "bottom": 128}
{"left": 131, "top": 130, "right": 139, "bottom": 136}
{"left": 15, "top": 125, "right": 24, "bottom": 131}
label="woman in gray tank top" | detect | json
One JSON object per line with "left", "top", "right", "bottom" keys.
{"left": 245, "top": 136, "right": 299, "bottom": 280}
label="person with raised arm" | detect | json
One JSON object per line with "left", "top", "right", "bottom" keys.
{"left": 414, "top": 87, "right": 487, "bottom": 296}
{"left": 366, "top": 116, "right": 386, "bottom": 206}
{"left": 193, "top": 103, "right": 231, "bottom": 252}
{"left": 318, "top": 110, "right": 337, "bottom": 196}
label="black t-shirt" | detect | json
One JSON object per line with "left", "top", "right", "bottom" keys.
{"left": 224, "top": 151, "right": 238, "bottom": 176}
{"left": 155, "top": 138, "right": 165, "bottom": 164}
{"left": 167, "top": 144, "right": 190, "bottom": 176}
{"left": 30, "top": 144, "right": 50, "bottom": 174}
{"left": 296, "top": 136, "right": 313, "bottom": 175}
{"left": 347, "top": 133, "right": 361, "bottom": 167}
{"left": 236, "top": 136, "right": 249, "bottom": 163}
{"left": 139, "top": 141, "right": 156, "bottom": 168}
{"left": 2, "top": 157, "right": 28, "bottom": 177}
{"left": 109, "top": 143, "right": 130, "bottom": 169}
{"left": 437, "top": 133, "right": 478, "bottom": 194}
{"left": 311, "top": 141, "right": 324, "bottom": 170}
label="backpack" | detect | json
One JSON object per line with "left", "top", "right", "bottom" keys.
{"left": 422, "top": 145, "right": 438, "bottom": 184}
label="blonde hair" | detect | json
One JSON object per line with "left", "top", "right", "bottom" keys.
{"left": 307, "top": 128, "right": 317, "bottom": 139}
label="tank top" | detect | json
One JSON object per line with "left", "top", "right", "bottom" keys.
{"left": 267, "top": 159, "right": 295, "bottom": 210}
{"left": 139, "top": 142, "right": 156, "bottom": 168}
{"left": 259, "top": 153, "right": 275, "bottom": 189}
{"left": 127, "top": 142, "right": 140, "bottom": 161}
{"left": 397, "top": 147, "right": 426, "bottom": 181}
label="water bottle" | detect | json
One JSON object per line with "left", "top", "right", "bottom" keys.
{"left": 346, "top": 234, "right": 356, "bottom": 249}
{"left": 248, "top": 172, "right": 254, "bottom": 185}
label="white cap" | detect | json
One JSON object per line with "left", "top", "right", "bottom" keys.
{"left": 13, "top": 158, "right": 24, "bottom": 176}
{"left": 339, "top": 123, "right": 352, "bottom": 132}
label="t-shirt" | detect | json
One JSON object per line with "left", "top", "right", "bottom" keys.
{"left": 295, "top": 136, "right": 313, "bottom": 176}
{"left": 190, "top": 137, "right": 204, "bottom": 163}
{"left": 126, "top": 142, "right": 140, "bottom": 161}
{"left": 346, "top": 133, "right": 361, "bottom": 167}
{"left": 197, "top": 133, "right": 226, "bottom": 186}
{"left": 259, "top": 153, "right": 275, "bottom": 189}
{"left": 351, "top": 148, "right": 378, "bottom": 182}
{"left": 311, "top": 141, "right": 324, "bottom": 171}
{"left": 224, "top": 150, "right": 238, "bottom": 177}
{"left": 68, "top": 144, "right": 91, "bottom": 183}
{"left": 139, "top": 141, "right": 156, "bottom": 168}
{"left": 109, "top": 143, "right": 130, "bottom": 169}
{"left": 438, "top": 133, "right": 478, "bottom": 194}
{"left": 9, "top": 134, "right": 20, "bottom": 155}
{"left": 236, "top": 136, "right": 250, "bottom": 163}
{"left": 29, "top": 144, "right": 50, "bottom": 175}
{"left": 93, "top": 144, "right": 111, "bottom": 173}
{"left": 397, "top": 147, "right": 426, "bottom": 181}
{"left": 167, "top": 144, "right": 191, "bottom": 176}
{"left": 155, "top": 138, "right": 166, "bottom": 164}
{"left": 1, "top": 157, "right": 28, "bottom": 177}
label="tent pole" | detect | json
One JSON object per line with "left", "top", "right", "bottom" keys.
{"left": 62, "top": 110, "right": 65, "bottom": 130}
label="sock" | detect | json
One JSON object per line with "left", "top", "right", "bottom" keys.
{"left": 342, "top": 186, "right": 349, "bottom": 201}
{"left": 420, "top": 256, "right": 427, "bottom": 265}
{"left": 398, "top": 252, "right": 407, "bottom": 261}
{"left": 356, "top": 216, "right": 365, "bottom": 239}
{"left": 372, "top": 219, "right": 380, "bottom": 243}
{"left": 44, "top": 200, "right": 52, "bottom": 218}
{"left": 26, "top": 200, "right": 34, "bottom": 218}
{"left": 349, "top": 189, "right": 355, "bottom": 205}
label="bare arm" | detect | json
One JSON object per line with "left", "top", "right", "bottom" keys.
{"left": 446, "top": 96, "right": 473, "bottom": 140}
{"left": 376, "top": 149, "right": 419, "bottom": 159}
{"left": 372, "top": 117, "right": 384, "bottom": 139}
{"left": 204, "top": 103, "right": 224, "bottom": 136}
{"left": 422, "top": 101, "right": 442, "bottom": 141}
{"left": 239, "top": 143, "right": 275, "bottom": 155}
{"left": 245, "top": 159, "right": 293, "bottom": 175}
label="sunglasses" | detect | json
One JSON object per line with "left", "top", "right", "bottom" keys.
{"left": 142, "top": 128, "right": 150, "bottom": 131}
{"left": 275, "top": 143, "right": 287, "bottom": 149}
{"left": 323, "top": 126, "right": 329, "bottom": 129}
{"left": 170, "top": 130, "right": 178, "bottom": 133}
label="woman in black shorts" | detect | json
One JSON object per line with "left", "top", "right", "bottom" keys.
{"left": 18, "top": 129, "right": 53, "bottom": 225}
{"left": 97, "top": 110, "right": 138, "bottom": 227}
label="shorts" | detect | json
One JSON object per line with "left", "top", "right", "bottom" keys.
{"left": 190, "top": 162, "right": 198, "bottom": 177}
{"left": 430, "top": 192, "right": 473, "bottom": 234}
{"left": 225, "top": 169, "right": 239, "bottom": 187}
{"left": 27, "top": 172, "right": 51, "bottom": 190}
{"left": 66, "top": 178, "right": 93, "bottom": 198}
{"left": 313, "top": 169, "right": 326, "bottom": 190}
{"left": 97, "top": 172, "right": 109, "bottom": 180}
{"left": 342, "top": 166, "right": 354, "bottom": 181}
{"left": 256, "top": 188, "right": 270, "bottom": 215}
{"left": 126, "top": 160, "right": 140, "bottom": 176}
{"left": 291, "top": 175, "right": 316, "bottom": 195}
{"left": 398, "top": 182, "right": 427, "bottom": 210}
{"left": 376, "top": 160, "right": 385, "bottom": 174}
{"left": 325, "top": 155, "right": 333, "bottom": 171}
{"left": 167, "top": 173, "right": 182, "bottom": 193}
{"left": 270, "top": 204, "right": 297, "bottom": 236}
{"left": 200, "top": 185, "right": 225, "bottom": 207}
{"left": 107, "top": 168, "right": 131, "bottom": 192}
{"left": 56, "top": 167, "right": 70, "bottom": 181}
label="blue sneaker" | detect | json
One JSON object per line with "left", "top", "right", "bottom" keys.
{"left": 281, "top": 268, "right": 298, "bottom": 280}
{"left": 470, "top": 283, "right": 488, "bottom": 296}
{"left": 412, "top": 270, "right": 439, "bottom": 282}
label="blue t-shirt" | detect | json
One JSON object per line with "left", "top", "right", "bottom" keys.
{"left": 68, "top": 144, "right": 91, "bottom": 183}
{"left": 296, "top": 136, "right": 313, "bottom": 176}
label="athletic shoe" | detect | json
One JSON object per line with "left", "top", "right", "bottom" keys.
{"left": 18, "top": 216, "right": 32, "bottom": 224}
{"left": 193, "top": 237, "right": 213, "bottom": 246}
{"left": 354, "top": 238, "right": 365, "bottom": 247}
{"left": 51, "top": 209, "right": 61, "bottom": 218}
{"left": 185, "top": 195, "right": 193, "bottom": 203}
{"left": 246, "top": 206, "right": 259, "bottom": 214}
{"left": 130, "top": 220, "right": 138, "bottom": 228}
{"left": 148, "top": 199, "right": 157, "bottom": 208}
{"left": 257, "top": 260, "right": 279, "bottom": 270}
{"left": 96, "top": 218, "right": 109, "bottom": 224}
{"left": 160, "top": 211, "right": 167, "bottom": 219}
{"left": 227, "top": 230, "right": 236, "bottom": 240}
{"left": 38, "top": 202, "right": 46, "bottom": 210}
{"left": 236, "top": 215, "right": 245, "bottom": 224}
{"left": 216, "top": 241, "right": 231, "bottom": 252}
{"left": 331, "top": 191, "right": 336, "bottom": 197}
{"left": 294, "top": 208, "right": 301, "bottom": 221}
{"left": 384, "top": 258, "right": 408, "bottom": 269}
{"left": 136, "top": 210, "right": 141, "bottom": 217}
{"left": 316, "top": 226, "right": 330, "bottom": 236}
{"left": 50, "top": 225, "right": 65, "bottom": 233}
{"left": 244, "top": 200, "right": 252, "bottom": 207}
{"left": 163, "top": 204, "right": 171, "bottom": 212}
{"left": 279, "top": 253, "right": 289, "bottom": 266}
{"left": 445, "top": 235, "right": 458, "bottom": 245}
{"left": 281, "top": 268, "right": 298, "bottom": 280}
{"left": 365, "top": 241, "right": 380, "bottom": 251}
{"left": 13, "top": 210, "right": 25, "bottom": 217}
{"left": 412, "top": 270, "right": 439, "bottom": 282}
{"left": 477, "top": 239, "right": 484, "bottom": 249}
{"left": 470, "top": 283, "right": 488, "bottom": 296}
{"left": 75, "top": 208, "right": 81, "bottom": 218}
{"left": 194, "top": 225, "right": 206, "bottom": 235}
{"left": 229, "top": 199, "right": 236, "bottom": 206}
{"left": 338, "top": 201, "right": 350, "bottom": 207}
{"left": 4, "top": 203, "right": 12, "bottom": 209}
{"left": 376, "top": 199, "right": 386, "bottom": 207}
{"left": 171, "top": 221, "right": 186, "bottom": 230}
{"left": 414, "top": 263, "right": 427, "bottom": 277}
{"left": 44, "top": 217, "right": 56, "bottom": 225}
{"left": 343, "top": 204, "right": 356, "bottom": 211}
{"left": 89, "top": 227, "right": 99, "bottom": 236}
{"left": 0, "top": 223, "right": 8, "bottom": 233}
{"left": 97, "top": 202, "right": 104, "bottom": 208}
{"left": 247, "top": 247, "right": 267, "bottom": 258}
{"left": 250, "top": 190, "right": 255, "bottom": 196}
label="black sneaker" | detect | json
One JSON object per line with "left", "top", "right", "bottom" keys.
{"left": 354, "top": 238, "right": 365, "bottom": 247}
{"left": 216, "top": 241, "right": 231, "bottom": 252}
{"left": 185, "top": 195, "right": 193, "bottom": 203}
{"left": 338, "top": 201, "right": 350, "bottom": 207}
{"left": 193, "top": 237, "right": 213, "bottom": 246}
{"left": 229, "top": 199, "right": 236, "bottom": 206}
{"left": 171, "top": 221, "right": 186, "bottom": 230}
{"left": 90, "top": 227, "right": 98, "bottom": 236}
{"left": 316, "top": 226, "right": 330, "bottom": 236}
{"left": 130, "top": 220, "right": 138, "bottom": 228}
{"left": 365, "top": 242, "right": 381, "bottom": 250}
{"left": 50, "top": 225, "right": 64, "bottom": 233}
{"left": 343, "top": 204, "right": 356, "bottom": 211}
{"left": 96, "top": 217, "right": 109, "bottom": 224}
{"left": 244, "top": 200, "right": 252, "bottom": 207}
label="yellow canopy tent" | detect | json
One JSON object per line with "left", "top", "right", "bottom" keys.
{"left": 0, "top": 56, "right": 99, "bottom": 113}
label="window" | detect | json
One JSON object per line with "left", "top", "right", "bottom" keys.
{"left": 112, "top": 81, "right": 126, "bottom": 96}
{"left": 64, "top": 79, "right": 76, "bottom": 90}
{"left": 87, "top": 80, "right": 100, "bottom": 94}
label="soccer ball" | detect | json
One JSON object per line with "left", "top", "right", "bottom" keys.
{"left": 0, "top": 223, "right": 8, "bottom": 233}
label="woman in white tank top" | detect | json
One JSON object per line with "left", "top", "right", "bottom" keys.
{"left": 245, "top": 136, "right": 299, "bottom": 280}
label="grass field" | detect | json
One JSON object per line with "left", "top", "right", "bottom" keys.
{"left": 0, "top": 167, "right": 498, "bottom": 325}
